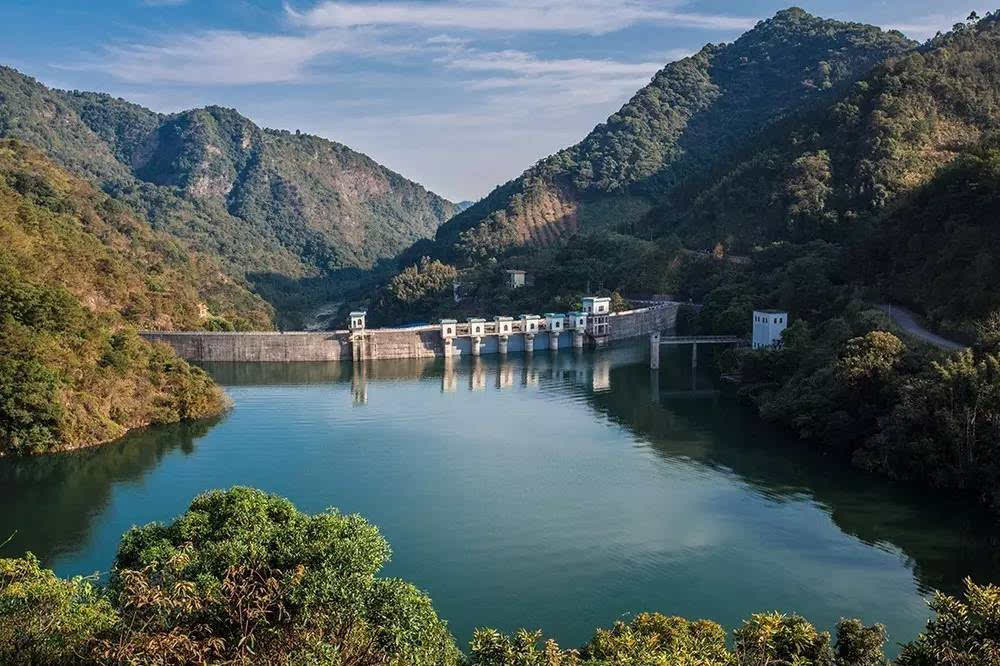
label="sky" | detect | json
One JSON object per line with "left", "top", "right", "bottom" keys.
{"left": 0, "top": 1, "right": 986, "bottom": 201}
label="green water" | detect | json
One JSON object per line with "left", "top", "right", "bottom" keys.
{"left": 2, "top": 345, "right": 998, "bottom": 654}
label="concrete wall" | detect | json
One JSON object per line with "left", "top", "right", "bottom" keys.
{"left": 608, "top": 303, "right": 679, "bottom": 341}
{"left": 142, "top": 303, "right": 680, "bottom": 363}
{"left": 356, "top": 327, "right": 443, "bottom": 360}
{"left": 141, "top": 331, "right": 351, "bottom": 362}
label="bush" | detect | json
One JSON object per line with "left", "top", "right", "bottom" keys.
{"left": 896, "top": 579, "right": 1000, "bottom": 665}
{"left": 0, "top": 553, "right": 116, "bottom": 665}
{"left": 108, "top": 487, "right": 460, "bottom": 665}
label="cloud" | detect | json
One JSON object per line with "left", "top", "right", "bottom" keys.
{"left": 289, "top": 0, "right": 756, "bottom": 35}
{"left": 883, "top": 13, "right": 973, "bottom": 40}
{"left": 70, "top": 29, "right": 390, "bottom": 85}
{"left": 446, "top": 50, "right": 663, "bottom": 76}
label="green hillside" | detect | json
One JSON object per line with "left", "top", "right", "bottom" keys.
{"left": 427, "top": 8, "right": 914, "bottom": 260}
{"left": 0, "top": 140, "right": 247, "bottom": 455}
{"left": 0, "top": 68, "right": 457, "bottom": 324}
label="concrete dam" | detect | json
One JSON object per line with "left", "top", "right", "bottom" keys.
{"left": 141, "top": 301, "right": 681, "bottom": 363}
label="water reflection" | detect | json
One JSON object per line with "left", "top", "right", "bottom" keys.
{"left": 198, "top": 346, "right": 1000, "bottom": 600}
{"left": 1, "top": 345, "right": 998, "bottom": 640}
{"left": 0, "top": 419, "right": 220, "bottom": 567}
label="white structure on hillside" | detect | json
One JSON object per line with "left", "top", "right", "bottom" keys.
{"left": 752, "top": 310, "right": 788, "bottom": 349}
{"left": 505, "top": 269, "right": 527, "bottom": 288}
{"left": 349, "top": 311, "right": 367, "bottom": 331}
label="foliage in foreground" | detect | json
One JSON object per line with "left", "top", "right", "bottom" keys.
{"left": 2, "top": 487, "right": 999, "bottom": 665}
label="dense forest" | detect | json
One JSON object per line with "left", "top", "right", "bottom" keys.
{"left": 0, "top": 140, "right": 243, "bottom": 455}
{"left": 2, "top": 486, "right": 997, "bottom": 665}
{"left": 0, "top": 68, "right": 457, "bottom": 326}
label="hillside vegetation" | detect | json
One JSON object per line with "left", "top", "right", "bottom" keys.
{"left": 0, "top": 140, "right": 238, "bottom": 455}
{"left": 3, "top": 487, "right": 999, "bottom": 665}
{"left": 429, "top": 8, "right": 914, "bottom": 258}
{"left": 0, "top": 68, "right": 457, "bottom": 324}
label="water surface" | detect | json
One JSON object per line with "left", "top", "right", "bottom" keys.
{"left": 2, "top": 346, "right": 998, "bottom": 653}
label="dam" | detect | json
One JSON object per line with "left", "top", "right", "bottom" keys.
{"left": 141, "top": 299, "right": 681, "bottom": 363}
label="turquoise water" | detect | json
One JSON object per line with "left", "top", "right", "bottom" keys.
{"left": 2, "top": 345, "right": 998, "bottom": 654}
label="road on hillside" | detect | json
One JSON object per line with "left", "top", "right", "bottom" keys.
{"left": 879, "top": 304, "right": 965, "bottom": 351}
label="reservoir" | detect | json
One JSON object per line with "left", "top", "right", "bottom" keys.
{"left": 2, "top": 345, "right": 998, "bottom": 654}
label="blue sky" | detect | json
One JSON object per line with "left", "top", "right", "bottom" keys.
{"left": 0, "top": 1, "right": 985, "bottom": 201}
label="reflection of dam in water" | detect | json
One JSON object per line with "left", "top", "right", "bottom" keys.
{"left": 347, "top": 345, "right": 718, "bottom": 405}
{"left": 349, "top": 348, "right": 632, "bottom": 405}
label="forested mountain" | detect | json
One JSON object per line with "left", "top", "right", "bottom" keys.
{"left": 0, "top": 140, "right": 240, "bottom": 455}
{"left": 0, "top": 67, "right": 457, "bottom": 314}
{"left": 429, "top": 8, "right": 914, "bottom": 260}
{"left": 655, "top": 10, "right": 1000, "bottom": 335}
{"left": 386, "top": 9, "right": 1000, "bottom": 338}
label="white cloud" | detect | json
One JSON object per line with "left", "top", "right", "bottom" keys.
{"left": 446, "top": 50, "right": 663, "bottom": 76}
{"left": 70, "top": 29, "right": 398, "bottom": 85}
{"left": 290, "top": 0, "right": 756, "bottom": 35}
{"left": 883, "top": 14, "right": 972, "bottom": 40}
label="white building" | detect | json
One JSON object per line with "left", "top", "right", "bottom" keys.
{"left": 582, "top": 297, "right": 610, "bottom": 337}
{"left": 468, "top": 318, "right": 485, "bottom": 336}
{"left": 519, "top": 314, "right": 541, "bottom": 332}
{"left": 566, "top": 311, "right": 587, "bottom": 330}
{"left": 545, "top": 313, "right": 565, "bottom": 332}
{"left": 752, "top": 310, "right": 788, "bottom": 349}
{"left": 581, "top": 296, "right": 610, "bottom": 315}
{"left": 349, "top": 311, "right": 367, "bottom": 331}
{"left": 494, "top": 316, "right": 513, "bottom": 335}
{"left": 505, "top": 269, "right": 526, "bottom": 288}
{"left": 440, "top": 318, "right": 457, "bottom": 338}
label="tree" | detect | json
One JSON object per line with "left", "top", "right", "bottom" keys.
{"left": 733, "top": 612, "right": 834, "bottom": 665}
{"left": 107, "top": 487, "right": 460, "bottom": 665}
{"left": 469, "top": 628, "right": 577, "bottom": 666}
{"left": 897, "top": 579, "right": 1000, "bottom": 665}
{"left": 835, "top": 619, "right": 887, "bottom": 666}
{"left": 0, "top": 554, "right": 116, "bottom": 665}
{"left": 610, "top": 291, "right": 631, "bottom": 313}
{"left": 583, "top": 613, "right": 730, "bottom": 665}
{"left": 836, "top": 331, "right": 905, "bottom": 385}
{"left": 388, "top": 257, "right": 459, "bottom": 304}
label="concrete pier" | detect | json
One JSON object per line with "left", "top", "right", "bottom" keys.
{"left": 549, "top": 331, "right": 559, "bottom": 351}
{"left": 499, "top": 335, "right": 509, "bottom": 355}
{"left": 472, "top": 336, "right": 482, "bottom": 356}
{"left": 649, "top": 332, "right": 660, "bottom": 370}
{"left": 525, "top": 333, "right": 535, "bottom": 354}
{"left": 691, "top": 342, "right": 698, "bottom": 369}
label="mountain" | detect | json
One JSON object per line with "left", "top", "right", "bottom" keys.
{"left": 652, "top": 11, "right": 1000, "bottom": 337}
{"left": 427, "top": 8, "right": 914, "bottom": 262}
{"left": 383, "top": 10, "right": 1000, "bottom": 338}
{"left": 0, "top": 140, "right": 242, "bottom": 455}
{"left": 0, "top": 67, "right": 458, "bottom": 321}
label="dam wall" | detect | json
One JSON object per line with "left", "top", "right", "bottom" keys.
{"left": 141, "top": 303, "right": 680, "bottom": 363}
